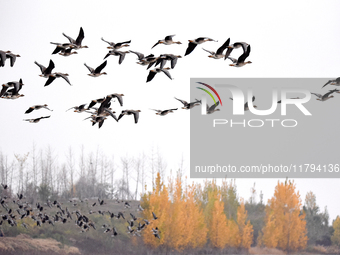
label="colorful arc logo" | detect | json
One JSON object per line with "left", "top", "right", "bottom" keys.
{"left": 196, "top": 82, "right": 223, "bottom": 106}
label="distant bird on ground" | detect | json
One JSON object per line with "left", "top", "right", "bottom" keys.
{"left": 84, "top": 60, "right": 107, "bottom": 77}
{"left": 203, "top": 38, "right": 230, "bottom": 59}
{"left": 25, "top": 104, "right": 53, "bottom": 114}
{"left": 311, "top": 89, "right": 339, "bottom": 101}
{"left": 228, "top": 45, "right": 252, "bottom": 67}
{"left": 104, "top": 50, "right": 129, "bottom": 64}
{"left": 152, "top": 35, "right": 181, "bottom": 49}
{"left": 185, "top": 37, "right": 216, "bottom": 56}
{"left": 62, "top": 27, "right": 88, "bottom": 50}
{"left": 147, "top": 68, "right": 172, "bottom": 82}
{"left": 175, "top": 97, "right": 201, "bottom": 109}
{"left": 151, "top": 108, "right": 178, "bottom": 116}
{"left": 101, "top": 37, "right": 131, "bottom": 49}
{"left": 23, "top": 116, "right": 51, "bottom": 123}
{"left": 322, "top": 78, "right": 340, "bottom": 88}
{"left": 118, "top": 110, "right": 141, "bottom": 124}
{"left": 224, "top": 41, "right": 249, "bottom": 60}
{"left": 206, "top": 101, "right": 220, "bottom": 114}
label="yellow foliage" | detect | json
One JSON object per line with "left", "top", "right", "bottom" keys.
{"left": 210, "top": 194, "right": 229, "bottom": 249}
{"left": 260, "top": 180, "right": 307, "bottom": 252}
{"left": 331, "top": 216, "right": 340, "bottom": 246}
{"left": 237, "top": 199, "right": 254, "bottom": 249}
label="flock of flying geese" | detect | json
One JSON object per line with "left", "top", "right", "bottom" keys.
{"left": 2, "top": 27, "right": 338, "bottom": 126}
{"left": 0, "top": 183, "right": 161, "bottom": 239}
{"left": 0, "top": 27, "right": 254, "bottom": 126}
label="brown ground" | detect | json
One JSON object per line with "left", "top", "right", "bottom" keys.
{"left": 0, "top": 234, "right": 80, "bottom": 255}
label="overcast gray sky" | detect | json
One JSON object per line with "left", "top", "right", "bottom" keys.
{"left": 1, "top": 0, "right": 340, "bottom": 220}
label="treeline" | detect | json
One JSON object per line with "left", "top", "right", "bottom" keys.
{"left": 0, "top": 146, "right": 339, "bottom": 253}
{"left": 141, "top": 173, "right": 338, "bottom": 253}
{"left": 0, "top": 145, "right": 168, "bottom": 203}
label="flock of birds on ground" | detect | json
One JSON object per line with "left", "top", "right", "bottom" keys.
{"left": 0, "top": 27, "right": 255, "bottom": 127}
{"left": 0, "top": 183, "right": 161, "bottom": 239}
{"left": 1, "top": 27, "right": 340, "bottom": 127}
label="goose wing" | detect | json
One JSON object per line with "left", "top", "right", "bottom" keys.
{"left": 175, "top": 97, "right": 188, "bottom": 106}
{"left": 45, "top": 76, "right": 56, "bottom": 86}
{"left": 237, "top": 45, "right": 251, "bottom": 63}
{"left": 75, "top": 27, "right": 85, "bottom": 46}
{"left": 129, "top": 50, "right": 144, "bottom": 60}
{"left": 34, "top": 61, "right": 46, "bottom": 74}
{"left": 322, "top": 80, "right": 333, "bottom": 88}
{"left": 132, "top": 111, "right": 140, "bottom": 124}
{"left": 160, "top": 68, "right": 172, "bottom": 80}
{"left": 216, "top": 38, "right": 230, "bottom": 55}
{"left": 84, "top": 63, "right": 94, "bottom": 73}
{"left": 94, "top": 60, "right": 107, "bottom": 73}
{"left": 202, "top": 48, "right": 214, "bottom": 55}
{"left": 56, "top": 73, "right": 71, "bottom": 85}
{"left": 146, "top": 70, "right": 157, "bottom": 82}
{"left": 45, "top": 60, "right": 55, "bottom": 75}
{"left": 151, "top": 40, "right": 161, "bottom": 49}
{"left": 185, "top": 42, "right": 197, "bottom": 56}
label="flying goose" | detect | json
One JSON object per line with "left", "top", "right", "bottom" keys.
{"left": 228, "top": 45, "right": 252, "bottom": 67}
{"left": 206, "top": 101, "right": 220, "bottom": 114}
{"left": 101, "top": 37, "right": 131, "bottom": 49}
{"left": 311, "top": 89, "right": 339, "bottom": 101}
{"left": 35, "top": 60, "right": 55, "bottom": 77}
{"left": 151, "top": 108, "right": 178, "bottom": 116}
{"left": 152, "top": 35, "right": 181, "bottom": 49}
{"left": 175, "top": 97, "right": 201, "bottom": 109}
{"left": 104, "top": 50, "right": 129, "bottom": 64}
{"left": 0, "top": 79, "right": 24, "bottom": 98}
{"left": 45, "top": 72, "right": 71, "bottom": 86}
{"left": 154, "top": 54, "right": 182, "bottom": 69}
{"left": 23, "top": 116, "right": 51, "bottom": 123}
{"left": 118, "top": 110, "right": 141, "bottom": 124}
{"left": 62, "top": 27, "right": 88, "bottom": 49}
{"left": 25, "top": 104, "right": 53, "bottom": 114}
{"left": 224, "top": 41, "right": 249, "bottom": 60}
{"left": 322, "top": 77, "right": 340, "bottom": 88}
{"left": 185, "top": 37, "right": 216, "bottom": 56}
{"left": 84, "top": 60, "right": 107, "bottom": 77}
{"left": 147, "top": 68, "right": 172, "bottom": 82}
{"left": 5, "top": 52, "right": 21, "bottom": 67}
{"left": 203, "top": 38, "right": 230, "bottom": 59}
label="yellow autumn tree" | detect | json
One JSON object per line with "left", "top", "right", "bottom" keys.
{"left": 183, "top": 183, "right": 208, "bottom": 248}
{"left": 165, "top": 175, "right": 188, "bottom": 250}
{"left": 237, "top": 198, "right": 254, "bottom": 249}
{"left": 331, "top": 216, "right": 340, "bottom": 246}
{"left": 260, "top": 180, "right": 307, "bottom": 252}
{"left": 210, "top": 192, "right": 229, "bottom": 249}
{"left": 142, "top": 172, "right": 170, "bottom": 247}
